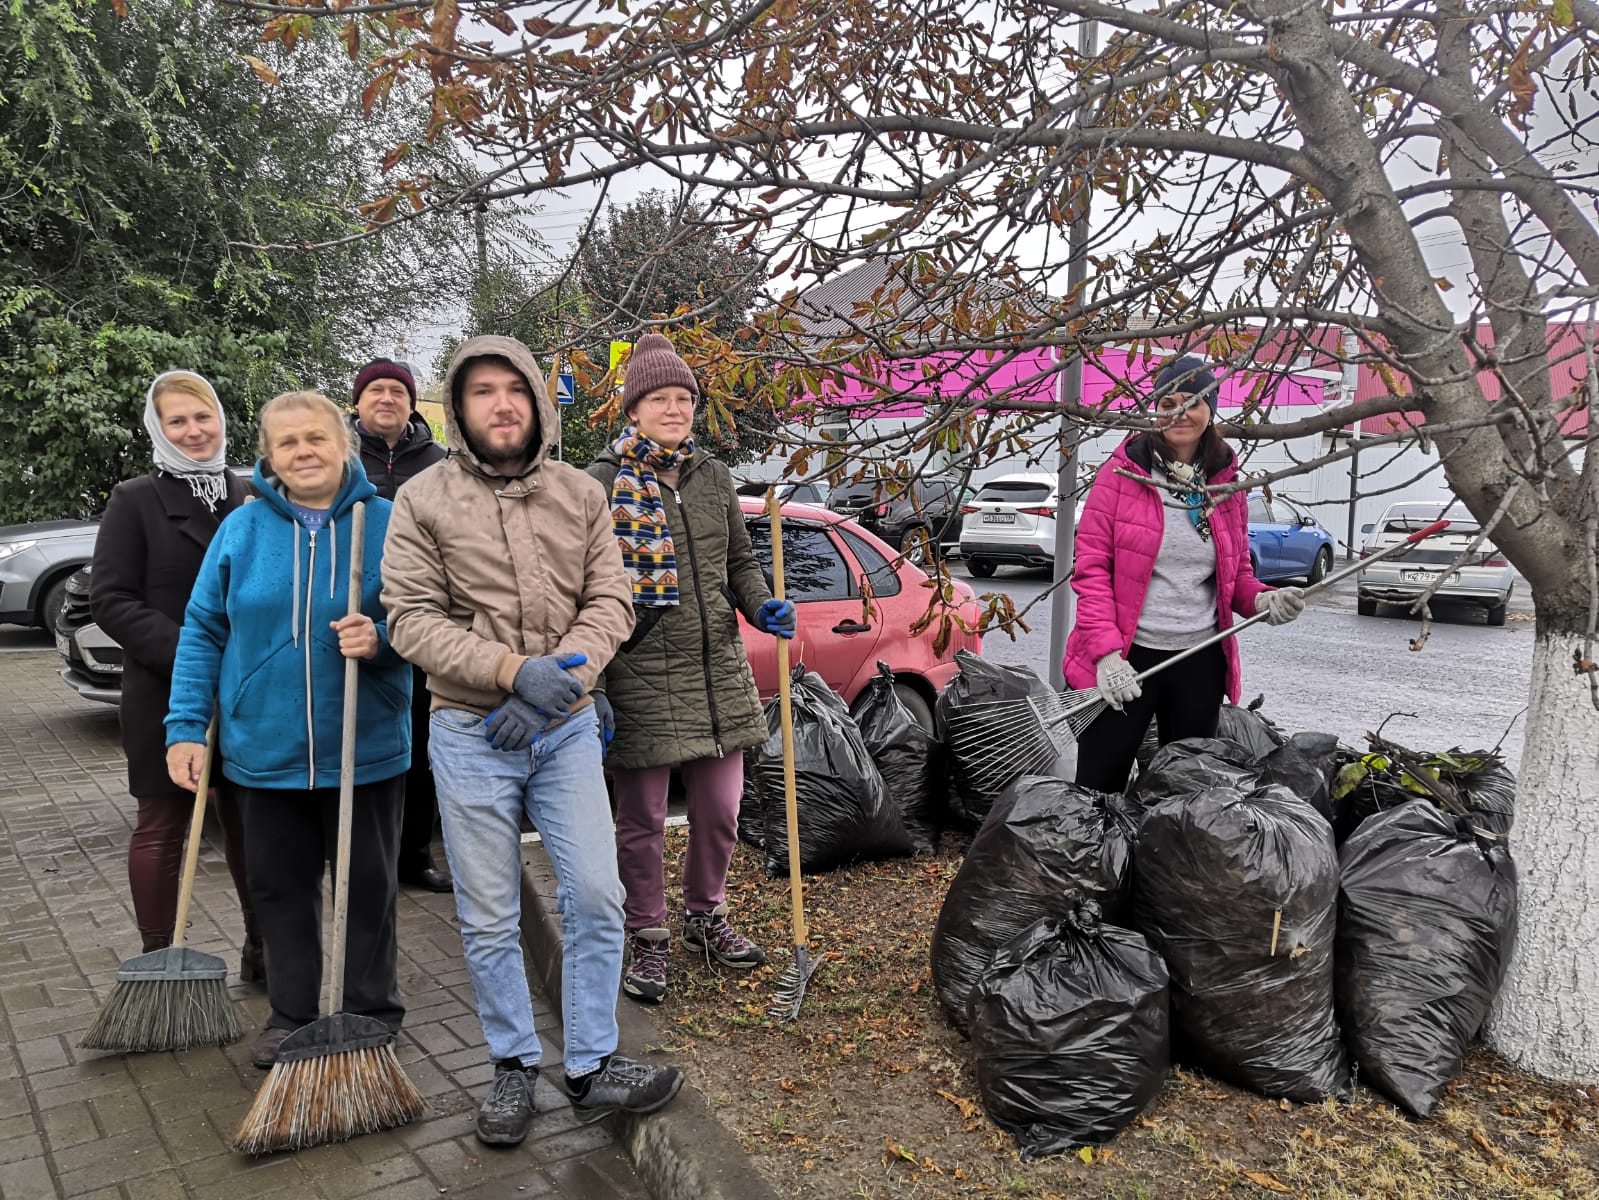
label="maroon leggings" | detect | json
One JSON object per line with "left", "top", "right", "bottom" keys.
{"left": 612, "top": 755, "right": 745, "bottom": 932}
{"left": 129, "top": 787, "right": 252, "bottom": 943}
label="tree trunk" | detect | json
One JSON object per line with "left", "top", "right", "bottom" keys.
{"left": 1489, "top": 628, "right": 1599, "bottom": 1080}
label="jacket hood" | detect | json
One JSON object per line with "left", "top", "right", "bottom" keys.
{"left": 439, "top": 334, "right": 557, "bottom": 478}
{"left": 251, "top": 451, "right": 377, "bottom": 520}
{"left": 1118, "top": 432, "right": 1238, "bottom": 484}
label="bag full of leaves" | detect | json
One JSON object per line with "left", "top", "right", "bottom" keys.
{"left": 1131, "top": 732, "right": 1343, "bottom": 829}
{"left": 1331, "top": 732, "right": 1517, "bottom": 843}
{"left": 1214, "top": 694, "right": 1286, "bottom": 759}
{"left": 930, "top": 776, "right": 1137, "bottom": 1033}
{"left": 934, "top": 649, "right": 1066, "bottom": 828}
{"left": 753, "top": 665, "right": 911, "bottom": 875}
{"left": 854, "top": 662, "right": 942, "bottom": 854}
{"left": 1134, "top": 778, "right": 1349, "bottom": 1102}
{"left": 736, "top": 748, "right": 764, "bottom": 849}
{"left": 1336, "top": 800, "right": 1518, "bottom": 1118}
{"left": 967, "top": 900, "right": 1170, "bottom": 1158}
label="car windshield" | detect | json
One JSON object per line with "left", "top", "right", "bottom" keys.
{"left": 976, "top": 481, "right": 1051, "bottom": 503}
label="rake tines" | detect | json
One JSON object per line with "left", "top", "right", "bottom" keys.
{"left": 941, "top": 689, "right": 1106, "bottom": 795}
{"left": 768, "top": 944, "right": 820, "bottom": 1022}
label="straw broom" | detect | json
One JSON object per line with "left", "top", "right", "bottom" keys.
{"left": 231, "top": 502, "right": 424, "bottom": 1154}
{"left": 81, "top": 712, "right": 243, "bottom": 1053}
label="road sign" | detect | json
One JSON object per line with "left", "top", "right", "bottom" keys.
{"left": 556, "top": 372, "right": 575, "bottom": 405}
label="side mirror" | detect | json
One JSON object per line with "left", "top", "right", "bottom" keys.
{"left": 1360, "top": 522, "right": 1374, "bottom": 535}
{"left": 1299, "top": 513, "right": 1317, "bottom": 528}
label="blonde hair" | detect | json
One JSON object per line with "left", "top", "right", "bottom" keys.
{"left": 257, "top": 390, "right": 353, "bottom": 458}
{"left": 151, "top": 371, "right": 220, "bottom": 418}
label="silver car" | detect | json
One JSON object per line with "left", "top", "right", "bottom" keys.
{"left": 0, "top": 519, "right": 99, "bottom": 629}
{"left": 1357, "top": 500, "right": 1515, "bottom": 625}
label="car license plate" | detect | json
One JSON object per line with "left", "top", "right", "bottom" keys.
{"left": 982, "top": 512, "right": 1017, "bottom": 524}
{"left": 1401, "top": 569, "right": 1459, "bottom": 584}
{"left": 54, "top": 632, "right": 69, "bottom": 657}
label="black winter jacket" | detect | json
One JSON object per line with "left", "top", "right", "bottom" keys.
{"left": 352, "top": 412, "right": 446, "bottom": 500}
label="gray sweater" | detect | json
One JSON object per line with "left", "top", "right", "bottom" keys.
{"left": 1135, "top": 475, "right": 1219, "bottom": 650}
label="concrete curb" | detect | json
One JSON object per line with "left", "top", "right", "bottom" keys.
{"left": 519, "top": 848, "right": 784, "bottom": 1200}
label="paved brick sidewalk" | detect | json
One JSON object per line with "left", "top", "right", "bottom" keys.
{"left": 0, "top": 647, "right": 647, "bottom": 1200}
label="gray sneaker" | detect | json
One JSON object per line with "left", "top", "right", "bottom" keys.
{"left": 624, "top": 928, "right": 670, "bottom": 1004}
{"left": 561, "top": 1055, "right": 684, "bottom": 1124}
{"left": 683, "top": 903, "right": 767, "bottom": 969}
{"left": 476, "top": 1060, "right": 537, "bottom": 1146}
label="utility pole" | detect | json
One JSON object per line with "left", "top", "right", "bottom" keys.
{"left": 1046, "top": 17, "right": 1098, "bottom": 691}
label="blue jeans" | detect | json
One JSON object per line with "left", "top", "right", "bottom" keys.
{"left": 429, "top": 704, "right": 624, "bottom": 1075}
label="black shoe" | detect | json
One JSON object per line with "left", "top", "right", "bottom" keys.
{"left": 559, "top": 1055, "right": 684, "bottom": 1124}
{"left": 476, "top": 1060, "right": 537, "bottom": 1146}
{"left": 401, "top": 865, "right": 454, "bottom": 893}
{"left": 250, "top": 1026, "right": 293, "bottom": 1070}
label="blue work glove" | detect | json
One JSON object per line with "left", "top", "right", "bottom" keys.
{"left": 482, "top": 697, "right": 546, "bottom": 753}
{"left": 757, "top": 598, "right": 796, "bottom": 639}
{"left": 513, "top": 652, "right": 588, "bottom": 717}
{"left": 591, "top": 692, "right": 615, "bottom": 754}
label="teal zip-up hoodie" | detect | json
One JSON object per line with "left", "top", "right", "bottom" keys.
{"left": 166, "top": 458, "right": 411, "bottom": 789}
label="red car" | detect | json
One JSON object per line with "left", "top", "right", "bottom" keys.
{"left": 735, "top": 496, "right": 982, "bottom": 730}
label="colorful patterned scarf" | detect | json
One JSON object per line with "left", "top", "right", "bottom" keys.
{"left": 610, "top": 427, "right": 695, "bottom": 606}
{"left": 1153, "top": 450, "right": 1214, "bottom": 543}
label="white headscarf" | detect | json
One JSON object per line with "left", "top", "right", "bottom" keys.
{"left": 144, "top": 370, "right": 229, "bottom": 512}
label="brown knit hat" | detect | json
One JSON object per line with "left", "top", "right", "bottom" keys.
{"left": 622, "top": 333, "right": 699, "bottom": 416}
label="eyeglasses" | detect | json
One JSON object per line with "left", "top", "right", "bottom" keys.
{"left": 639, "top": 394, "right": 696, "bottom": 411}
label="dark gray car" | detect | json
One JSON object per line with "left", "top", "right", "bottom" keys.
{"left": 0, "top": 519, "right": 99, "bottom": 629}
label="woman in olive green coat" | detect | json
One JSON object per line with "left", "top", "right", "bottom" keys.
{"left": 587, "top": 334, "right": 796, "bottom": 1004}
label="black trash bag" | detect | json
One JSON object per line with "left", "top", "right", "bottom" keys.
{"left": 1214, "top": 695, "right": 1286, "bottom": 759}
{"left": 1132, "top": 733, "right": 1344, "bottom": 829}
{"left": 935, "top": 650, "right": 1063, "bottom": 828}
{"left": 737, "top": 747, "right": 765, "bottom": 849}
{"left": 930, "top": 776, "right": 1136, "bottom": 1033}
{"left": 1134, "top": 782, "right": 1349, "bottom": 1101}
{"left": 753, "top": 666, "right": 912, "bottom": 875}
{"left": 1260, "top": 732, "right": 1343, "bottom": 827}
{"left": 968, "top": 901, "right": 1170, "bottom": 1158}
{"left": 854, "top": 663, "right": 941, "bottom": 854}
{"left": 1336, "top": 801, "right": 1518, "bottom": 1118}
{"left": 1457, "top": 754, "right": 1516, "bottom": 838}
{"left": 1331, "top": 738, "right": 1517, "bottom": 844}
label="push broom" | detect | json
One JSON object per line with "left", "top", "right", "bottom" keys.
{"left": 766, "top": 489, "right": 820, "bottom": 1021}
{"left": 232, "top": 502, "right": 424, "bottom": 1154}
{"left": 81, "top": 711, "right": 243, "bottom": 1053}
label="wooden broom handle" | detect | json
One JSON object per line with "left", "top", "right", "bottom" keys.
{"left": 327, "top": 501, "right": 364, "bottom": 1015}
{"left": 767, "top": 491, "right": 807, "bottom": 949}
{"left": 169, "top": 711, "right": 219, "bottom": 951}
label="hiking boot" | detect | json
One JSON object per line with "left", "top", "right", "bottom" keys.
{"left": 476, "top": 1060, "right": 537, "bottom": 1146}
{"left": 623, "top": 928, "right": 669, "bottom": 1004}
{"left": 250, "top": 1026, "right": 292, "bottom": 1070}
{"left": 683, "top": 903, "right": 767, "bottom": 969}
{"left": 560, "top": 1055, "right": 684, "bottom": 1124}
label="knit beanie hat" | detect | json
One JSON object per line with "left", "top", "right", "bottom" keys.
{"left": 353, "top": 358, "right": 418, "bottom": 409}
{"left": 622, "top": 334, "right": 700, "bottom": 416}
{"left": 1152, "top": 356, "right": 1220, "bottom": 415}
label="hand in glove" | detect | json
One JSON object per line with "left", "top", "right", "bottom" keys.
{"left": 757, "top": 598, "right": 796, "bottom": 638}
{"left": 1260, "top": 587, "right": 1306, "bottom": 627}
{"left": 591, "top": 692, "right": 615, "bottom": 754}
{"left": 513, "top": 652, "right": 588, "bottom": 717}
{"left": 482, "top": 697, "right": 548, "bottom": 753}
{"left": 1094, "top": 652, "right": 1142, "bottom": 711}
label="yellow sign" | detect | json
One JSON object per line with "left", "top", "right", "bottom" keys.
{"left": 609, "top": 340, "right": 632, "bottom": 373}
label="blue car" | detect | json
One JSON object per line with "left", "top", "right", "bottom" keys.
{"left": 1247, "top": 493, "right": 1335, "bottom": 583}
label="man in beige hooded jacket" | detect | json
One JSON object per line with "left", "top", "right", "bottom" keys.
{"left": 383, "top": 335, "right": 682, "bottom": 1146}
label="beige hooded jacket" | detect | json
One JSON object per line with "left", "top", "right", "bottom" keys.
{"left": 381, "top": 335, "right": 634, "bottom": 715}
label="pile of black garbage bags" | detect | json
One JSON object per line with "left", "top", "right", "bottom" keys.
{"left": 930, "top": 695, "right": 1519, "bottom": 1160}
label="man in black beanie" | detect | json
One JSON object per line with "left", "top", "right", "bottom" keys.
{"left": 350, "top": 357, "right": 453, "bottom": 893}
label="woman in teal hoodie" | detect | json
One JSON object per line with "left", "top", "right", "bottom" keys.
{"left": 166, "top": 390, "right": 411, "bottom": 1069}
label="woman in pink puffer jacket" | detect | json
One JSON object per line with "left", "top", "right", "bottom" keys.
{"left": 1064, "top": 357, "right": 1305, "bottom": 793}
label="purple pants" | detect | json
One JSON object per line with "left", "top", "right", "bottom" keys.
{"left": 612, "top": 754, "right": 745, "bottom": 932}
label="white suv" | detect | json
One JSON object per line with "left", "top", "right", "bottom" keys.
{"left": 958, "top": 473, "right": 1061, "bottom": 578}
{"left": 1357, "top": 499, "right": 1516, "bottom": 625}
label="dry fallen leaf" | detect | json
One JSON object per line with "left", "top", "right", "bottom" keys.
{"left": 1243, "top": 1169, "right": 1293, "bottom": 1193}
{"left": 934, "top": 1089, "right": 982, "bottom": 1121}
{"left": 1076, "top": 1146, "right": 1095, "bottom": 1164}
{"left": 1471, "top": 1129, "right": 1499, "bottom": 1158}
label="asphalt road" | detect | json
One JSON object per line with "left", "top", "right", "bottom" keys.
{"left": 957, "top": 559, "right": 1537, "bottom": 771}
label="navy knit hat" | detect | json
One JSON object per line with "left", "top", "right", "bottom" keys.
{"left": 352, "top": 358, "right": 418, "bottom": 409}
{"left": 1152, "top": 356, "right": 1219, "bottom": 415}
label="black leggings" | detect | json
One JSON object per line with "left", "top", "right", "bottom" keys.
{"left": 1073, "top": 642, "right": 1227, "bottom": 795}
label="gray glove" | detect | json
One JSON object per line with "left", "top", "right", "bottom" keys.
{"left": 591, "top": 692, "right": 615, "bottom": 754}
{"left": 513, "top": 652, "right": 588, "bottom": 717}
{"left": 1261, "top": 587, "right": 1306, "bottom": 626}
{"left": 483, "top": 697, "right": 547, "bottom": 753}
{"left": 1095, "top": 653, "right": 1142, "bottom": 711}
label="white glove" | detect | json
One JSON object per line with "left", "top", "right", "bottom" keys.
{"left": 1261, "top": 587, "right": 1306, "bottom": 626}
{"left": 1094, "top": 653, "right": 1142, "bottom": 711}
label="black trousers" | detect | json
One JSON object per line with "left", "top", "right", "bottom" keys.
{"left": 236, "top": 777, "right": 405, "bottom": 1032}
{"left": 1073, "top": 642, "right": 1227, "bottom": 795}
{"left": 398, "top": 664, "right": 440, "bottom": 876}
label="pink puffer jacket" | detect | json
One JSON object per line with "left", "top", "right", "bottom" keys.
{"left": 1062, "top": 435, "right": 1271, "bottom": 703}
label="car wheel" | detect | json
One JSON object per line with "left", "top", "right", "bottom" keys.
{"left": 894, "top": 682, "right": 936, "bottom": 734}
{"left": 38, "top": 575, "right": 71, "bottom": 632}
{"left": 1307, "top": 546, "right": 1332, "bottom": 584}
{"left": 899, "top": 525, "right": 934, "bottom": 567}
{"left": 1357, "top": 595, "right": 1379, "bottom": 617}
{"left": 1486, "top": 591, "right": 1509, "bottom": 627}
{"left": 967, "top": 558, "right": 997, "bottom": 579}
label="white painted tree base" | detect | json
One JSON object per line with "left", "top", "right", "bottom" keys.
{"left": 1489, "top": 630, "right": 1599, "bottom": 1082}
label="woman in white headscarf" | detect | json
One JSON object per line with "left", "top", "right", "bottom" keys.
{"left": 89, "top": 371, "right": 258, "bottom": 977}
